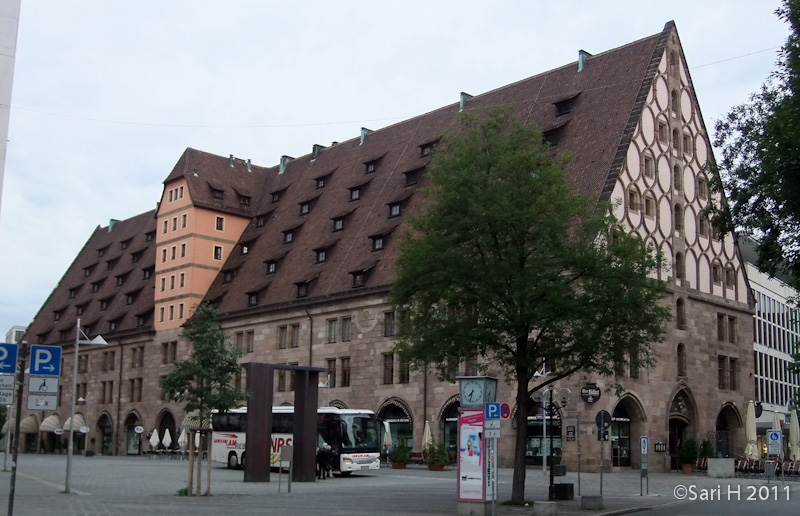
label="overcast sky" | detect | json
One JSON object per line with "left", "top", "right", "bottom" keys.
{"left": 0, "top": 1, "right": 789, "bottom": 336}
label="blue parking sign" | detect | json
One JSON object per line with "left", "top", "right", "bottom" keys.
{"left": 0, "top": 343, "right": 19, "bottom": 373}
{"left": 29, "top": 345, "right": 62, "bottom": 376}
{"left": 485, "top": 402, "right": 500, "bottom": 419}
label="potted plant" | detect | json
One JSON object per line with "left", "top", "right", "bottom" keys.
{"left": 679, "top": 438, "right": 699, "bottom": 474}
{"left": 699, "top": 439, "right": 714, "bottom": 459}
{"left": 390, "top": 440, "right": 411, "bottom": 469}
{"left": 426, "top": 443, "right": 448, "bottom": 471}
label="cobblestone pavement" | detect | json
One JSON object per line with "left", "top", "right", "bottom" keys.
{"left": 0, "top": 454, "right": 799, "bottom": 515}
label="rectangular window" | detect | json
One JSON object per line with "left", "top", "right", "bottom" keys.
{"left": 289, "top": 363, "right": 298, "bottom": 391}
{"left": 161, "top": 248, "right": 167, "bottom": 263}
{"left": 277, "top": 370, "right": 286, "bottom": 392}
{"left": 384, "top": 311, "right": 395, "bottom": 337}
{"left": 327, "top": 319, "right": 337, "bottom": 343}
{"left": 643, "top": 156, "right": 654, "bottom": 178}
{"left": 341, "top": 358, "right": 351, "bottom": 387}
{"left": 341, "top": 317, "right": 352, "bottom": 342}
{"left": 172, "top": 217, "right": 177, "bottom": 231}
{"left": 658, "top": 122, "right": 667, "bottom": 142}
{"left": 718, "top": 356, "right": 727, "bottom": 389}
{"left": 182, "top": 213, "right": 187, "bottom": 228}
{"left": 717, "top": 314, "right": 726, "bottom": 341}
{"left": 728, "top": 316, "right": 737, "bottom": 343}
{"left": 291, "top": 324, "right": 300, "bottom": 348}
{"left": 179, "top": 273, "right": 185, "bottom": 287}
{"left": 333, "top": 218, "right": 344, "bottom": 232}
{"left": 163, "top": 220, "right": 168, "bottom": 234}
{"left": 234, "top": 332, "right": 244, "bottom": 353}
{"left": 246, "top": 330, "right": 254, "bottom": 353}
{"left": 372, "top": 236, "right": 384, "bottom": 251}
{"left": 169, "top": 305, "right": 174, "bottom": 320}
{"left": 729, "top": 358, "right": 738, "bottom": 390}
{"left": 350, "top": 188, "right": 360, "bottom": 201}
{"left": 389, "top": 204, "right": 401, "bottom": 218}
{"left": 170, "top": 275, "right": 175, "bottom": 290}
{"left": 214, "top": 246, "right": 223, "bottom": 260}
{"left": 78, "top": 354, "right": 89, "bottom": 374}
{"left": 327, "top": 359, "right": 337, "bottom": 388}
{"left": 383, "top": 353, "right": 394, "bottom": 384}
{"left": 278, "top": 326, "right": 287, "bottom": 349}
{"left": 399, "top": 356, "right": 410, "bottom": 384}
{"left": 181, "top": 243, "right": 186, "bottom": 258}
{"left": 465, "top": 357, "right": 478, "bottom": 377}
{"left": 216, "top": 216, "right": 224, "bottom": 231}
{"left": 159, "top": 306, "right": 165, "bottom": 322}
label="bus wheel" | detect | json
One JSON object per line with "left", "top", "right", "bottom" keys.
{"left": 227, "top": 452, "right": 239, "bottom": 469}
{"left": 339, "top": 471, "right": 352, "bottom": 477}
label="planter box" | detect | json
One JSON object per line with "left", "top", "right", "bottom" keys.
{"left": 549, "top": 483, "right": 574, "bottom": 500}
{"left": 428, "top": 464, "right": 445, "bottom": 471}
{"left": 391, "top": 462, "right": 407, "bottom": 469}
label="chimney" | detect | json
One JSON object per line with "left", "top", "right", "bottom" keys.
{"left": 229, "top": 154, "right": 235, "bottom": 167}
{"left": 360, "top": 127, "right": 372, "bottom": 145}
{"left": 246, "top": 159, "right": 252, "bottom": 172}
{"left": 279, "top": 155, "right": 294, "bottom": 174}
{"left": 108, "top": 219, "right": 120, "bottom": 232}
{"left": 578, "top": 49, "right": 592, "bottom": 72}
{"left": 312, "top": 144, "right": 326, "bottom": 160}
{"left": 459, "top": 92, "right": 473, "bottom": 112}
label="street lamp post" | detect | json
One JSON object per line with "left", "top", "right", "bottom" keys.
{"left": 65, "top": 318, "right": 107, "bottom": 494}
{"left": 544, "top": 386, "right": 570, "bottom": 500}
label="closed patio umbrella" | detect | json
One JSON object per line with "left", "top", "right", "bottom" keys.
{"left": 790, "top": 409, "right": 800, "bottom": 461}
{"left": 422, "top": 420, "right": 433, "bottom": 452}
{"left": 744, "top": 401, "right": 758, "bottom": 460}
{"left": 382, "top": 420, "right": 393, "bottom": 458}
{"left": 162, "top": 428, "right": 172, "bottom": 449}
{"left": 149, "top": 428, "right": 160, "bottom": 450}
{"left": 178, "top": 428, "right": 188, "bottom": 450}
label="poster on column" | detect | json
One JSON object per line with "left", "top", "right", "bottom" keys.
{"left": 458, "top": 410, "right": 484, "bottom": 501}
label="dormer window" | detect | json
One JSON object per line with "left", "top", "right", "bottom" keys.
{"left": 143, "top": 266, "right": 154, "bottom": 279}
{"left": 300, "top": 203, "right": 310, "bottom": 215}
{"left": 404, "top": 168, "right": 421, "bottom": 186}
{"left": 109, "top": 320, "right": 119, "bottom": 332}
{"left": 333, "top": 218, "right": 344, "bottom": 232}
{"left": 131, "top": 251, "right": 142, "bottom": 264}
{"left": 91, "top": 281, "right": 101, "bottom": 293}
{"left": 69, "top": 288, "right": 78, "bottom": 299}
{"left": 297, "top": 283, "right": 309, "bottom": 297}
{"left": 420, "top": 141, "right": 437, "bottom": 157}
{"left": 98, "top": 246, "right": 108, "bottom": 257}
{"left": 248, "top": 292, "right": 259, "bottom": 306}
{"left": 315, "top": 173, "right": 332, "bottom": 189}
{"left": 267, "top": 261, "right": 278, "bottom": 274}
{"left": 223, "top": 269, "right": 236, "bottom": 284}
{"left": 369, "top": 222, "right": 400, "bottom": 251}
{"left": 389, "top": 204, "right": 401, "bottom": 218}
{"left": 54, "top": 309, "right": 63, "bottom": 321}
{"left": 271, "top": 187, "right": 287, "bottom": 203}
{"left": 240, "top": 195, "right": 251, "bottom": 206}
{"left": 372, "top": 236, "right": 384, "bottom": 251}
{"left": 316, "top": 250, "right": 327, "bottom": 263}
{"left": 256, "top": 215, "right": 267, "bottom": 227}
{"left": 126, "top": 294, "right": 134, "bottom": 305}
{"left": 386, "top": 190, "right": 413, "bottom": 219}
{"left": 107, "top": 258, "right": 119, "bottom": 271}
{"left": 350, "top": 188, "right": 361, "bottom": 201}
{"left": 265, "top": 250, "right": 288, "bottom": 275}
{"left": 365, "top": 160, "right": 378, "bottom": 174}
{"left": 350, "top": 258, "right": 378, "bottom": 289}
{"left": 284, "top": 230, "right": 294, "bottom": 244}
{"left": 212, "top": 188, "right": 224, "bottom": 200}
{"left": 76, "top": 304, "right": 85, "bottom": 316}
{"left": 145, "top": 231, "right": 155, "bottom": 242}
{"left": 100, "top": 299, "right": 109, "bottom": 311}
{"left": 84, "top": 265, "right": 95, "bottom": 277}
{"left": 116, "top": 273, "right": 127, "bottom": 287}
{"left": 121, "top": 239, "right": 131, "bottom": 250}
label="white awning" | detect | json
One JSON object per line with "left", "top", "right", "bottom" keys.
{"left": 20, "top": 415, "right": 39, "bottom": 434}
{"left": 181, "top": 410, "right": 211, "bottom": 431}
{"left": 40, "top": 414, "right": 62, "bottom": 433}
{"left": 62, "top": 413, "right": 86, "bottom": 432}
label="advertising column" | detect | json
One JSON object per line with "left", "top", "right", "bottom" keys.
{"left": 458, "top": 410, "right": 485, "bottom": 507}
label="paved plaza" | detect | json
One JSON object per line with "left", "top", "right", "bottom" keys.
{"left": 0, "top": 454, "right": 798, "bottom": 515}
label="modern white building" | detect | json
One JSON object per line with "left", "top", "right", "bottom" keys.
{"left": 740, "top": 237, "right": 800, "bottom": 450}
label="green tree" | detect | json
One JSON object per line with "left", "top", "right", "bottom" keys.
{"left": 160, "top": 302, "right": 249, "bottom": 495}
{"left": 390, "top": 109, "right": 670, "bottom": 502}
{"left": 711, "top": 1, "right": 800, "bottom": 288}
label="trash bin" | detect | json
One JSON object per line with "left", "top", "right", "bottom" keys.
{"left": 549, "top": 483, "right": 574, "bottom": 500}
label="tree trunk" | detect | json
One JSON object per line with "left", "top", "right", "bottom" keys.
{"left": 195, "top": 433, "right": 202, "bottom": 497}
{"left": 187, "top": 431, "right": 195, "bottom": 496}
{"left": 205, "top": 432, "right": 211, "bottom": 496}
{"left": 511, "top": 350, "right": 530, "bottom": 502}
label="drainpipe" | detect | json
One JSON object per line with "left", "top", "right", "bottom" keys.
{"left": 115, "top": 342, "right": 123, "bottom": 456}
{"left": 305, "top": 308, "right": 313, "bottom": 367}
{"left": 423, "top": 364, "right": 428, "bottom": 430}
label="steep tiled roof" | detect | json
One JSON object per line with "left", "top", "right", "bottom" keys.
{"left": 24, "top": 211, "right": 158, "bottom": 344}
{"left": 206, "top": 24, "right": 671, "bottom": 319}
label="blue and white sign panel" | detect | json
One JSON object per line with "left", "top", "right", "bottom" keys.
{"left": 0, "top": 343, "right": 19, "bottom": 373}
{"left": 767, "top": 429, "right": 783, "bottom": 456}
{"left": 485, "top": 402, "right": 501, "bottom": 420}
{"left": 29, "top": 345, "right": 62, "bottom": 377}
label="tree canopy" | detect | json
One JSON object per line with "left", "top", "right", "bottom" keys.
{"left": 160, "top": 302, "right": 248, "bottom": 416}
{"left": 390, "top": 109, "right": 670, "bottom": 502}
{"left": 711, "top": 0, "right": 800, "bottom": 289}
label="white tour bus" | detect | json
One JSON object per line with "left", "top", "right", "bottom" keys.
{"left": 211, "top": 406, "right": 382, "bottom": 474}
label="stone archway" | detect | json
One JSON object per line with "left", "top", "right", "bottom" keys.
{"left": 377, "top": 398, "right": 414, "bottom": 451}
{"left": 713, "top": 403, "right": 743, "bottom": 458}
{"left": 96, "top": 413, "right": 113, "bottom": 455}
{"left": 157, "top": 410, "right": 177, "bottom": 451}
{"left": 668, "top": 387, "right": 697, "bottom": 470}
{"left": 611, "top": 394, "right": 647, "bottom": 468}
{"left": 124, "top": 412, "right": 142, "bottom": 455}
{"left": 438, "top": 396, "right": 460, "bottom": 459}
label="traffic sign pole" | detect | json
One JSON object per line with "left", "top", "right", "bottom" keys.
{"left": 8, "top": 343, "right": 28, "bottom": 516}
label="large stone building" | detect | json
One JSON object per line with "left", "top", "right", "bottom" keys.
{"left": 19, "top": 22, "right": 753, "bottom": 471}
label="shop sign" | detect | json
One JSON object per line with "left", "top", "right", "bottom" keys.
{"left": 580, "top": 384, "right": 601, "bottom": 403}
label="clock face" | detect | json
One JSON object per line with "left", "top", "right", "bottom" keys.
{"left": 485, "top": 381, "right": 496, "bottom": 403}
{"left": 462, "top": 380, "right": 484, "bottom": 406}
